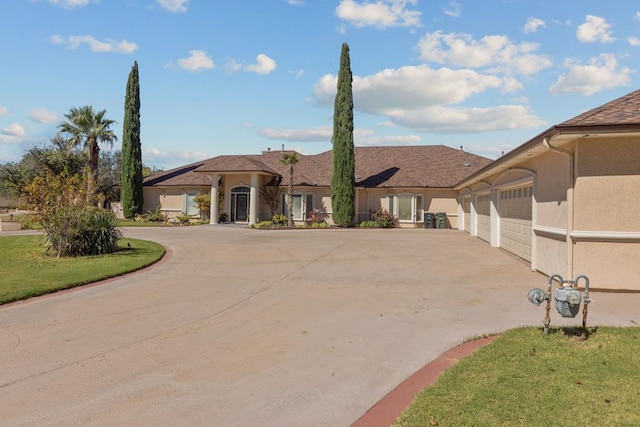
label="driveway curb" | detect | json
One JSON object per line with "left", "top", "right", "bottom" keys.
{"left": 351, "top": 335, "right": 498, "bottom": 427}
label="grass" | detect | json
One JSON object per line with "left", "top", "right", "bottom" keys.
{"left": 0, "top": 234, "right": 165, "bottom": 305}
{"left": 394, "top": 326, "right": 640, "bottom": 427}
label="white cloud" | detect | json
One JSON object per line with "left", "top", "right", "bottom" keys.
{"left": 523, "top": 17, "right": 545, "bottom": 34}
{"left": 283, "top": 0, "right": 303, "bottom": 5}
{"left": 549, "top": 54, "right": 633, "bottom": 95}
{"left": 29, "top": 108, "right": 58, "bottom": 124}
{"left": 629, "top": 37, "right": 640, "bottom": 47}
{"left": 0, "top": 135, "right": 21, "bottom": 145}
{"left": 355, "top": 132, "right": 421, "bottom": 146}
{"left": 157, "top": 0, "right": 188, "bottom": 13}
{"left": 175, "top": 50, "right": 215, "bottom": 72}
{"left": 417, "top": 31, "right": 552, "bottom": 76}
{"left": 51, "top": 35, "right": 138, "bottom": 54}
{"left": 244, "top": 54, "right": 277, "bottom": 75}
{"left": 258, "top": 126, "right": 332, "bottom": 142}
{"left": 443, "top": 1, "right": 461, "bottom": 18}
{"left": 336, "top": 0, "right": 421, "bottom": 29}
{"left": 313, "top": 65, "right": 544, "bottom": 134}
{"left": 0, "top": 105, "right": 9, "bottom": 117}
{"left": 1, "top": 123, "right": 26, "bottom": 137}
{"left": 577, "top": 15, "right": 615, "bottom": 43}
{"left": 49, "top": 0, "right": 92, "bottom": 9}
{"left": 142, "top": 146, "right": 212, "bottom": 168}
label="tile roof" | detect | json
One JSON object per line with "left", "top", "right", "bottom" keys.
{"left": 144, "top": 145, "right": 491, "bottom": 189}
{"left": 560, "top": 88, "right": 640, "bottom": 126}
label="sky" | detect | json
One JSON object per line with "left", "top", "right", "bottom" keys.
{"left": 2, "top": 0, "right": 640, "bottom": 170}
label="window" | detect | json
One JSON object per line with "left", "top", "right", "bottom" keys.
{"left": 185, "top": 191, "right": 199, "bottom": 216}
{"left": 388, "top": 193, "right": 424, "bottom": 222}
{"left": 282, "top": 192, "right": 313, "bottom": 221}
{"left": 416, "top": 195, "right": 423, "bottom": 222}
{"left": 398, "top": 194, "right": 412, "bottom": 221}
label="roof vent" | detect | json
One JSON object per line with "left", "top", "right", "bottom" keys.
{"left": 463, "top": 162, "right": 471, "bottom": 168}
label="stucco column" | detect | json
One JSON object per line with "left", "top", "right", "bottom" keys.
{"left": 249, "top": 173, "right": 258, "bottom": 225}
{"left": 210, "top": 174, "right": 219, "bottom": 224}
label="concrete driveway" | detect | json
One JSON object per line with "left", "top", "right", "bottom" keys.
{"left": 1, "top": 227, "right": 638, "bottom": 426}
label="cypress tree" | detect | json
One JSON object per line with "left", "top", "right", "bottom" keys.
{"left": 121, "top": 61, "right": 143, "bottom": 219}
{"left": 331, "top": 43, "right": 355, "bottom": 227}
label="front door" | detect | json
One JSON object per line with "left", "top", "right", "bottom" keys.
{"left": 235, "top": 194, "right": 248, "bottom": 222}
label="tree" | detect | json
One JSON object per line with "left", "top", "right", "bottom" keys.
{"left": 58, "top": 106, "right": 117, "bottom": 206}
{"left": 121, "top": 61, "right": 144, "bottom": 218}
{"left": 281, "top": 152, "right": 299, "bottom": 227}
{"left": 331, "top": 43, "right": 356, "bottom": 227}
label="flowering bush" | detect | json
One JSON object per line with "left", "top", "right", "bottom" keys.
{"left": 308, "top": 210, "right": 326, "bottom": 225}
{"left": 370, "top": 208, "right": 397, "bottom": 228}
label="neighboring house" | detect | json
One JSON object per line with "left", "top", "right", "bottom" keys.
{"left": 455, "top": 88, "right": 640, "bottom": 291}
{"left": 142, "top": 146, "right": 492, "bottom": 227}
{"left": 142, "top": 88, "right": 640, "bottom": 290}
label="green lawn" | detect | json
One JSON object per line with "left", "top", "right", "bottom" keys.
{"left": 394, "top": 326, "right": 640, "bottom": 427}
{"left": 0, "top": 234, "right": 165, "bottom": 305}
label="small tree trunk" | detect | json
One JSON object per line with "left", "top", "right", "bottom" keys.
{"left": 87, "top": 140, "right": 100, "bottom": 206}
{"left": 287, "top": 164, "right": 294, "bottom": 227}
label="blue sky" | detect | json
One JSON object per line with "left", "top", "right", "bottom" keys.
{"left": 2, "top": 0, "right": 640, "bottom": 170}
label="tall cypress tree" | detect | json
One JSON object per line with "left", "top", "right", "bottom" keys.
{"left": 331, "top": 43, "right": 355, "bottom": 227}
{"left": 121, "top": 61, "right": 143, "bottom": 219}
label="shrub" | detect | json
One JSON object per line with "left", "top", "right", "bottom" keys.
{"left": 176, "top": 212, "right": 191, "bottom": 225}
{"left": 359, "top": 220, "right": 378, "bottom": 228}
{"left": 143, "top": 206, "right": 166, "bottom": 222}
{"left": 370, "top": 208, "right": 397, "bottom": 228}
{"left": 68, "top": 209, "right": 122, "bottom": 256}
{"left": 308, "top": 210, "right": 326, "bottom": 225}
{"left": 272, "top": 211, "right": 287, "bottom": 225}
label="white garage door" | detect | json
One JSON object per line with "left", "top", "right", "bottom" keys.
{"left": 463, "top": 196, "right": 471, "bottom": 232}
{"left": 499, "top": 185, "right": 532, "bottom": 261}
{"left": 476, "top": 193, "right": 490, "bottom": 242}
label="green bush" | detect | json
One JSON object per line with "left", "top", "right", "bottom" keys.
{"left": 358, "top": 220, "right": 378, "bottom": 228}
{"left": 175, "top": 212, "right": 191, "bottom": 225}
{"left": 74, "top": 209, "right": 122, "bottom": 256}
{"left": 272, "top": 212, "right": 287, "bottom": 225}
{"left": 142, "top": 206, "right": 166, "bottom": 222}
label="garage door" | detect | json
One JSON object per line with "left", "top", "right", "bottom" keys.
{"left": 463, "top": 196, "right": 471, "bottom": 232}
{"left": 499, "top": 185, "right": 532, "bottom": 261}
{"left": 476, "top": 193, "right": 490, "bottom": 242}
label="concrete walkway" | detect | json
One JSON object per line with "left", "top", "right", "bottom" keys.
{"left": 1, "top": 227, "right": 638, "bottom": 426}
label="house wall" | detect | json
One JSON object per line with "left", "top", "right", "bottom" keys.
{"left": 143, "top": 186, "right": 209, "bottom": 220}
{"left": 520, "top": 150, "right": 570, "bottom": 278}
{"left": 357, "top": 188, "right": 459, "bottom": 228}
{"left": 572, "top": 137, "right": 640, "bottom": 289}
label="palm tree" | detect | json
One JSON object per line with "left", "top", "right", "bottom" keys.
{"left": 281, "top": 152, "right": 299, "bottom": 227}
{"left": 58, "top": 106, "right": 117, "bottom": 206}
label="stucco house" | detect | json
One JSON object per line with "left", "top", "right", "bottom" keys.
{"left": 456, "top": 88, "right": 640, "bottom": 291}
{"left": 143, "top": 88, "right": 640, "bottom": 290}
{"left": 142, "top": 145, "right": 492, "bottom": 228}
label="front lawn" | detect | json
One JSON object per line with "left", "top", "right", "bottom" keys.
{"left": 394, "top": 326, "right": 640, "bottom": 426}
{"left": 0, "top": 235, "right": 165, "bottom": 305}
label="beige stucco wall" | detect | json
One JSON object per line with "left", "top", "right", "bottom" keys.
{"left": 143, "top": 186, "right": 209, "bottom": 220}
{"left": 574, "top": 241, "right": 640, "bottom": 290}
{"left": 356, "top": 188, "right": 459, "bottom": 227}
{"left": 574, "top": 137, "right": 640, "bottom": 232}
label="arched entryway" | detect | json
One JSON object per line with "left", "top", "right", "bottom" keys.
{"left": 230, "top": 186, "right": 250, "bottom": 222}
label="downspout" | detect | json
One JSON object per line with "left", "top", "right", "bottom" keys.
{"left": 543, "top": 137, "right": 574, "bottom": 279}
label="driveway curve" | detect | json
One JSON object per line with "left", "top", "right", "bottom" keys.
{"left": 1, "top": 226, "right": 638, "bottom": 426}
